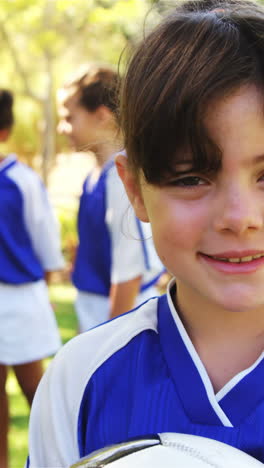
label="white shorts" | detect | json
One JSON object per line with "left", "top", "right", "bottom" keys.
{"left": 0, "top": 280, "right": 61, "bottom": 365}
{"left": 75, "top": 292, "right": 109, "bottom": 333}
{"left": 75, "top": 285, "right": 159, "bottom": 333}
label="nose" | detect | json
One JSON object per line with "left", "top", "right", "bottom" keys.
{"left": 213, "top": 184, "right": 263, "bottom": 235}
{"left": 57, "top": 120, "right": 71, "bottom": 135}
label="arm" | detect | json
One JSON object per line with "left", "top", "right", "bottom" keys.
{"left": 109, "top": 275, "right": 142, "bottom": 319}
{"left": 27, "top": 317, "right": 134, "bottom": 468}
{"left": 27, "top": 333, "right": 92, "bottom": 468}
{"left": 27, "top": 352, "right": 80, "bottom": 467}
{"left": 44, "top": 271, "right": 54, "bottom": 284}
{"left": 106, "top": 167, "right": 147, "bottom": 318}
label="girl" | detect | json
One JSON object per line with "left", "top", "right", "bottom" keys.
{"left": 27, "top": 0, "right": 264, "bottom": 465}
{"left": 57, "top": 65, "right": 164, "bottom": 332}
{"left": 0, "top": 90, "right": 64, "bottom": 468}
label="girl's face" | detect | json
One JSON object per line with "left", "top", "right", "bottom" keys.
{"left": 57, "top": 91, "right": 104, "bottom": 152}
{"left": 117, "top": 85, "right": 264, "bottom": 314}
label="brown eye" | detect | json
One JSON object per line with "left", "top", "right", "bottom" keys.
{"left": 172, "top": 176, "right": 205, "bottom": 187}
{"left": 257, "top": 173, "right": 264, "bottom": 182}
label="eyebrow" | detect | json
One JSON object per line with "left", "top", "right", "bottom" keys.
{"left": 176, "top": 154, "right": 264, "bottom": 167}
{"left": 174, "top": 159, "right": 193, "bottom": 168}
{"left": 253, "top": 154, "right": 264, "bottom": 164}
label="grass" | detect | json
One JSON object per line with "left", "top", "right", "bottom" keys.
{"left": 8, "top": 282, "right": 77, "bottom": 468}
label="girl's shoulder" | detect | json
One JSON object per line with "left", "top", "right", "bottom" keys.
{"left": 7, "top": 158, "right": 42, "bottom": 189}
{"left": 45, "top": 296, "right": 160, "bottom": 394}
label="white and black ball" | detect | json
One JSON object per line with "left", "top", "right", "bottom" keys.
{"left": 70, "top": 432, "right": 262, "bottom": 467}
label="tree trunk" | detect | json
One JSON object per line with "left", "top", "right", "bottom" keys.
{"left": 41, "top": 55, "right": 55, "bottom": 185}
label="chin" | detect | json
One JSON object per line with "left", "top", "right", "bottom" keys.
{"left": 208, "top": 280, "right": 264, "bottom": 313}
{"left": 217, "top": 295, "right": 263, "bottom": 313}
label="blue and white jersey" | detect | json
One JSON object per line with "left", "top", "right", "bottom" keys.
{"left": 27, "top": 279, "right": 264, "bottom": 467}
{"left": 72, "top": 159, "right": 164, "bottom": 296}
{"left": 0, "top": 154, "right": 64, "bottom": 284}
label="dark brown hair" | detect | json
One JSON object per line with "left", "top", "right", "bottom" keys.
{"left": 63, "top": 64, "right": 120, "bottom": 115}
{"left": 0, "top": 89, "right": 14, "bottom": 130}
{"left": 120, "top": 0, "right": 264, "bottom": 184}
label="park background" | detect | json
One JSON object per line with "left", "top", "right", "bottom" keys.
{"left": 0, "top": 0, "right": 168, "bottom": 466}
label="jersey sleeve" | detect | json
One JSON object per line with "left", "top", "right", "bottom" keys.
{"left": 27, "top": 305, "right": 158, "bottom": 468}
{"left": 10, "top": 164, "right": 65, "bottom": 271}
{"left": 105, "top": 166, "right": 147, "bottom": 284}
{"left": 28, "top": 334, "right": 89, "bottom": 468}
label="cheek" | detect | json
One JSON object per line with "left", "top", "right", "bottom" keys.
{"left": 149, "top": 201, "right": 209, "bottom": 259}
{"left": 151, "top": 222, "right": 191, "bottom": 263}
{"left": 69, "top": 120, "right": 78, "bottom": 134}
{"left": 73, "top": 115, "right": 86, "bottom": 133}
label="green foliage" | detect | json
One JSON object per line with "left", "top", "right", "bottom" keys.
{"left": 0, "top": 0, "right": 155, "bottom": 167}
{"left": 58, "top": 208, "right": 78, "bottom": 266}
{"left": 6, "top": 98, "right": 41, "bottom": 164}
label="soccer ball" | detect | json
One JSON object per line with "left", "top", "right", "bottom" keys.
{"left": 70, "top": 432, "right": 262, "bottom": 467}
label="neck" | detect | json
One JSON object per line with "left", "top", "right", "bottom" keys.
{"left": 94, "top": 142, "right": 119, "bottom": 168}
{"left": 92, "top": 130, "right": 123, "bottom": 168}
{"left": 173, "top": 281, "right": 264, "bottom": 391}
{"left": 175, "top": 280, "right": 264, "bottom": 340}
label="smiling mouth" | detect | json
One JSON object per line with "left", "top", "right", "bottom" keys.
{"left": 203, "top": 253, "right": 264, "bottom": 263}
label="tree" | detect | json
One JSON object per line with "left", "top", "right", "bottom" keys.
{"left": 0, "top": 0, "right": 154, "bottom": 182}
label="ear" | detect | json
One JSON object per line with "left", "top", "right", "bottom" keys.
{"left": 115, "top": 153, "right": 149, "bottom": 222}
{"left": 0, "top": 128, "right": 11, "bottom": 142}
{"left": 95, "top": 105, "right": 113, "bottom": 122}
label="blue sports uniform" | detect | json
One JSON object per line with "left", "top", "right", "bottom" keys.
{"left": 0, "top": 154, "right": 64, "bottom": 364}
{"left": 72, "top": 158, "right": 164, "bottom": 331}
{"left": 27, "top": 279, "right": 264, "bottom": 467}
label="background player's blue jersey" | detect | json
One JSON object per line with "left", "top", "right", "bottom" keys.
{"left": 27, "top": 279, "right": 264, "bottom": 467}
{"left": 0, "top": 155, "right": 64, "bottom": 284}
{"left": 72, "top": 159, "right": 164, "bottom": 296}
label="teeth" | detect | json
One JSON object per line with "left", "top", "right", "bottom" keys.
{"left": 211, "top": 254, "right": 264, "bottom": 263}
